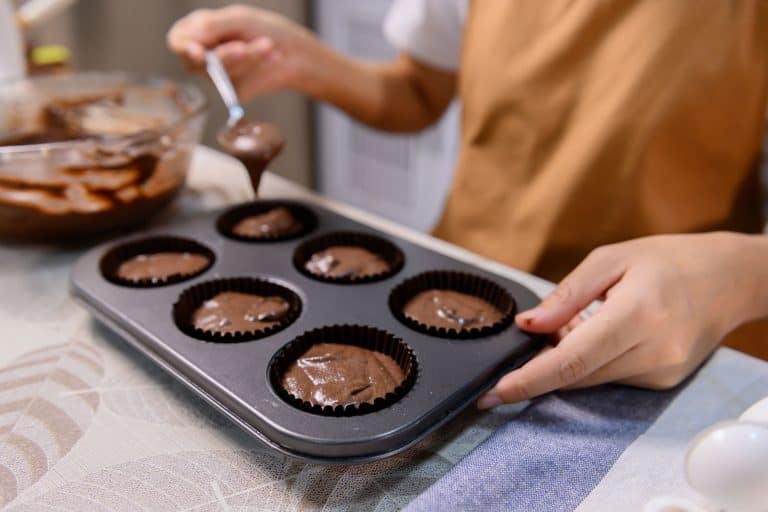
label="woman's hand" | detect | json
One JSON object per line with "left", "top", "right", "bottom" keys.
{"left": 167, "top": 5, "right": 321, "bottom": 100}
{"left": 167, "top": 5, "right": 456, "bottom": 132}
{"left": 478, "top": 232, "right": 768, "bottom": 409}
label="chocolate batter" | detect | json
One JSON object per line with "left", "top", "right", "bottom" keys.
{"left": 0, "top": 153, "right": 160, "bottom": 215}
{"left": 192, "top": 291, "right": 290, "bottom": 334}
{"left": 217, "top": 119, "right": 284, "bottom": 195}
{"left": 305, "top": 246, "right": 390, "bottom": 279}
{"left": 116, "top": 252, "right": 209, "bottom": 282}
{"left": 0, "top": 94, "right": 164, "bottom": 146}
{"left": 232, "top": 207, "right": 301, "bottom": 238}
{"left": 0, "top": 91, "right": 186, "bottom": 240}
{"left": 404, "top": 289, "right": 502, "bottom": 330}
{"left": 0, "top": 132, "right": 76, "bottom": 146}
{"left": 281, "top": 343, "right": 405, "bottom": 407}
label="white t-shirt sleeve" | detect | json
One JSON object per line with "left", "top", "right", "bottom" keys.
{"left": 383, "top": 0, "right": 467, "bottom": 71}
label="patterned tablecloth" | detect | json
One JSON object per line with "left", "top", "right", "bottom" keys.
{"left": 0, "top": 146, "right": 547, "bottom": 511}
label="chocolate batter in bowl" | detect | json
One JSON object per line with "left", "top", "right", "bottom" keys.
{"left": 0, "top": 72, "right": 207, "bottom": 241}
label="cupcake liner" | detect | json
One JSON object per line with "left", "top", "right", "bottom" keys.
{"left": 388, "top": 270, "right": 516, "bottom": 339}
{"left": 269, "top": 324, "right": 418, "bottom": 417}
{"left": 216, "top": 200, "right": 318, "bottom": 242}
{"left": 100, "top": 236, "right": 215, "bottom": 288}
{"left": 293, "top": 231, "right": 404, "bottom": 284}
{"left": 173, "top": 277, "right": 302, "bottom": 342}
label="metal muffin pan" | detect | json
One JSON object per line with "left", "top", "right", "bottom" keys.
{"left": 70, "top": 199, "right": 544, "bottom": 463}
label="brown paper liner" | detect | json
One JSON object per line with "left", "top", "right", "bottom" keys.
{"left": 173, "top": 277, "right": 302, "bottom": 342}
{"left": 269, "top": 325, "right": 418, "bottom": 416}
{"left": 100, "top": 236, "right": 214, "bottom": 288}
{"left": 388, "top": 270, "right": 516, "bottom": 339}
{"left": 292, "top": 231, "right": 404, "bottom": 284}
{"left": 216, "top": 200, "right": 317, "bottom": 242}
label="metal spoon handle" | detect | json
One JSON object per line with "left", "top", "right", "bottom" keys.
{"left": 205, "top": 50, "right": 244, "bottom": 124}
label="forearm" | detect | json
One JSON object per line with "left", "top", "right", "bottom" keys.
{"left": 168, "top": 7, "right": 453, "bottom": 131}
{"left": 295, "top": 42, "right": 455, "bottom": 132}
{"left": 737, "top": 233, "right": 768, "bottom": 326}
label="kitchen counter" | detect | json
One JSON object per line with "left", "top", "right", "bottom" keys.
{"left": 1, "top": 145, "right": 767, "bottom": 511}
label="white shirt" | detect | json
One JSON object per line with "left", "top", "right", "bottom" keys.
{"left": 383, "top": 0, "right": 467, "bottom": 71}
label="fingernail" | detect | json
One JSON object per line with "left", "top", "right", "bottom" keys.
{"left": 186, "top": 44, "right": 203, "bottom": 60}
{"left": 477, "top": 391, "right": 502, "bottom": 410}
{"left": 254, "top": 36, "right": 274, "bottom": 52}
{"left": 516, "top": 309, "right": 539, "bottom": 325}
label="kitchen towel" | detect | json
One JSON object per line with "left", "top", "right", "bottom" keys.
{"left": 405, "top": 382, "right": 683, "bottom": 512}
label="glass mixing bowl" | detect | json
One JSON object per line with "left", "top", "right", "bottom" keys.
{"left": 0, "top": 72, "right": 207, "bottom": 241}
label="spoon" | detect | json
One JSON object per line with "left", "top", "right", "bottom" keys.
{"left": 204, "top": 50, "right": 284, "bottom": 195}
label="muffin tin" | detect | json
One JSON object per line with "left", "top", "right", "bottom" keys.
{"left": 70, "top": 199, "right": 545, "bottom": 463}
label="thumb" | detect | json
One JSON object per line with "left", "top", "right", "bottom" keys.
{"left": 516, "top": 247, "right": 625, "bottom": 333}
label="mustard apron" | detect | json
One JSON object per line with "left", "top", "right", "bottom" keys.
{"left": 434, "top": 0, "right": 768, "bottom": 357}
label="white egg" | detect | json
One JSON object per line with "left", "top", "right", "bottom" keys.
{"left": 642, "top": 495, "right": 711, "bottom": 512}
{"left": 740, "top": 396, "right": 768, "bottom": 424}
{"left": 685, "top": 420, "right": 768, "bottom": 512}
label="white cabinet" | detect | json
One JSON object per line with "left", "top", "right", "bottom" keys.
{"left": 313, "top": 0, "right": 459, "bottom": 232}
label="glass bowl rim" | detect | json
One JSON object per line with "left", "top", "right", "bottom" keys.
{"left": 0, "top": 70, "right": 208, "bottom": 154}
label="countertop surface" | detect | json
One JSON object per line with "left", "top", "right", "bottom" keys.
{"left": 1, "top": 146, "right": 766, "bottom": 511}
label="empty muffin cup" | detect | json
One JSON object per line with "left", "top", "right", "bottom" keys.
{"left": 389, "top": 270, "right": 516, "bottom": 339}
{"left": 293, "top": 231, "right": 404, "bottom": 284}
{"left": 173, "top": 277, "right": 302, "bottom": 342}
{"left": 269, "top": 324, "right": 418, "bottom": 416}
{"left": 216, "top": 200, "right": 318, "bottom": 242}
{"left": 100, "top": 236, "right": 215, "bottom": 288}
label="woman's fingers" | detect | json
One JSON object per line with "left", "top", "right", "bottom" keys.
{"left": 475, "top": 233, "right": 762, "bottom": 409}
{"left": 478, "top": 245, "right": 630, "bottom": 409}
{"left": 218, "top": 37, "right": 285, "bottom": 99}
{"left": 168, "top": 7, "right": 257, "bottom": 64}
{"left": 561, "top": 345, "right": 651, "bottom": 389}
{"left": 555, "top": 314, "right": 585, "bottom": 342}
{"left": 219, "top": 37, "right": 274, "bottom": 75}
{"left": 168, "top": 11, "right": 211, "bottom": 62}
{"left": 516, "top": 247, "right": 626, "bottom": 334}
{"left": 618, "top": 372, "right": 685, "bottom": 390}
{"left": 183, "top": 41, "right": 206, "bottom": 65}
{"left": 219, "top": 36, "right": 274, "bottom": 61}
{"left": 564, "top": 355, "right": 690, "bottom": 391}
{"left": 168, "top": 6, "right": 313, "bottom": 99}
{"left": 478, "top": 300, "right": 636, "bottom": 408}
{"left": 217, "top": 40, "right": 254, "bottom": 80}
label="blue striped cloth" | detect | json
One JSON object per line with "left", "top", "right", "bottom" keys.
{"left": 406, "top": 383, "right": 683, "bottom": 511}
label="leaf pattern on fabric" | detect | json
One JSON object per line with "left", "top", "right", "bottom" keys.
{"left": 8, "top": 447, "right": 453, "bottom": 512}
{"left": 0, "top": 341, "right": 104, "bottom": 507}
{"left": 0, "top": 247, "right": 90, "bottom": 328}
{"left": 95, "top": 335, "right": 232, "bottom": 428}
